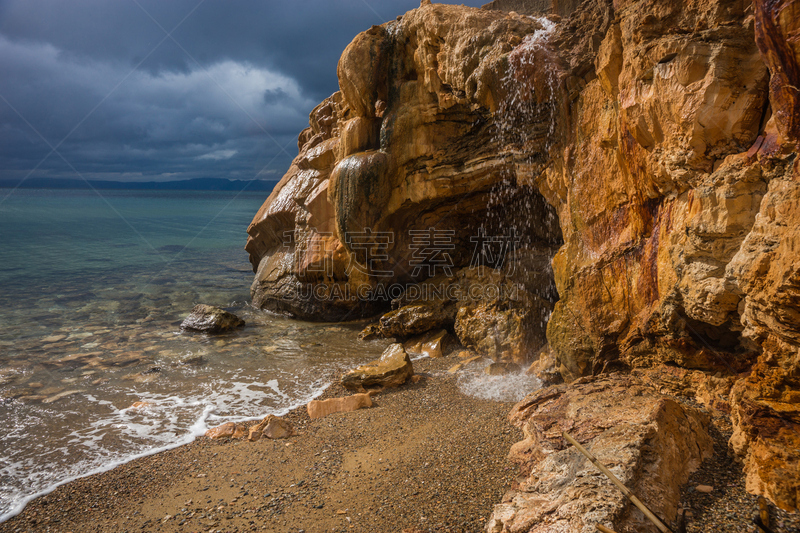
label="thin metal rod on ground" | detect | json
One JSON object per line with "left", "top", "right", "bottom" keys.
{"left": 562, "top": 431, "right": 674, "bottom": 533}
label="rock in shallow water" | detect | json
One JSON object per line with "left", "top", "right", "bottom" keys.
{"left": 341, "top": 343, "right": 414, "bottom": 391}
{"left": 180, "top": 304, "right": 244, "bottom": 334}
{"left": 205, "top": 422, "right": 247, "bottom": 440}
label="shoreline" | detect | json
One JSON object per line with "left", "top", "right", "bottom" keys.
{"left": 4, "top": 351, "right": 798, "bottom": 532}
{"left": 0, "top": 355, "right": 521, "bottom": 532}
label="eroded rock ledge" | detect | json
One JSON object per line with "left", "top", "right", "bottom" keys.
{"left": 488, "top": 374, "right": 713, "bottom": 532}
{"left": 246, "top": 0, "right": 800, "bottom": 516}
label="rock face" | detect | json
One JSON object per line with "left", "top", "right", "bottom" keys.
{"left": 487, "top": 375, "right": 713, "bottom": 533}
{"left": 246, "top": 4, "right": 562, "bottom": 355}
{"left": 246, "top": 0, "right": 800, "bottom": 510}
{"left": 341, "top": 343, "right": 414, "bottom": 391}
{"left": 180, "top": 305, "right": 245, "bottom": 334}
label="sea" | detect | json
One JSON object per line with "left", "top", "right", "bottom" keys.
{"left": 0, "top": 187, "right": 538, "bottom": 521}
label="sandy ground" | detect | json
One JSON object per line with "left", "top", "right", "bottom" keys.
{"left": 0, "top": 356, "right": 520, "bottom": 533}
{"left": 2, "top": 353, "right": 798, "bottom": 533}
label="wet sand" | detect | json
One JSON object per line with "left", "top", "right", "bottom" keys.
{"left": 0, "top": 356, "right": 520, "bottom": 533}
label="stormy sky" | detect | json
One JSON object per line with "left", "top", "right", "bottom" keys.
{"left": 0, "top": 0, "right": 484, "bottom": 183}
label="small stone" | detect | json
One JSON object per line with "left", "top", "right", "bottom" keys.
{"left": 42, "top": 390, "right": 82, "bottom": 404}
{"left": 247, "top": 415, "right": 296, "bottom": 440}
{"left": 696, "top": 484, "right": 713, "bottom": 493}
{"left": 204, "top": 422, "right": 247, "bottom": 440}
{"left": 180, "top": 304, "right": 245, "bottom": 334}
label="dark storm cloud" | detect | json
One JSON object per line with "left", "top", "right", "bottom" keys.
{"left": 0, "top": 0, "right": 485, "bottom": 182}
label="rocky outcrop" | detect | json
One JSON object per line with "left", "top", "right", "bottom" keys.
{"left": 180, "top": 305, "right": 245, "bottom": 334}
{"left": 487, "top": 375, "right": 713, "bottom": 532}
{"left": 341, "top": 343, "right": 414, "bottom": 390}
{"left": 246, "top": 4, "right": 562, "bottom": 357}
{"left": 482, "top": 0, "right": 583, "bottom": 18}
{"left": 246, "top": 0, "right": 800, "bottom": 510}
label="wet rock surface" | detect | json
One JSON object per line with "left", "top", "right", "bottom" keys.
{"left": 341, "top": 343, "right": 414, "bottom": 391}
{"left": 242, "top": 0, "right": 800, "bottom": 515}
{"left": 180, "top": 304, "right": 245, "bottom": 334}
{"left": 0, "top": 357, "right": 520, "bottom": 533}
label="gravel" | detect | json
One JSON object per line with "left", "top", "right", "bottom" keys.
{"left": 2, "top": 355, "right": 797, "bottom": 533}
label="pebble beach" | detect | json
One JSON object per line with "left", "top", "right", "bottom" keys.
{"left": 2, "top": 353, "right": 798, "bottom": 532}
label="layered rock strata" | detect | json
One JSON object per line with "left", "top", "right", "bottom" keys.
{"left": 486, "top": 375, "right": 713, "bottom": 533}
{"left": 246, "top": 0, "right": 800, "bottom": 512}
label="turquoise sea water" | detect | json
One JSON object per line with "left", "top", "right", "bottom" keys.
{"left": 0, "top": 188, "right": 391, "bottom": 521}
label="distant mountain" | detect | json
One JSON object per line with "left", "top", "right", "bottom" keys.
{"left": 0, "top": 177, "right": 278, "bottom": 192}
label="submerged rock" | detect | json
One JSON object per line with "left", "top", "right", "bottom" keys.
{"left": 180, "top": 304, "right": 245, "bottom": 334}
{"left": 341, "top": 343, "right": 414, "bottom": 391}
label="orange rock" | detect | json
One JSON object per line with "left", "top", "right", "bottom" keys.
{"left": 243, "top": 0, "right": 800, "bottom": 511}
{"left": 490, "top": 375, "right": 712, "bottom": 532}
{"left": 247, "top": 415, "right": 296, "bottom": 440}
{"left": 403, "top": 329, "right": 455, "bottom": 358}
{"left": 341, "top": 344, "right": 414, "bottom": 391}
{"left": 307, "top": 393, "right": 373, "bottom": 420}
{"left": 204, "top": 422, "right": 247, "bottom": 440}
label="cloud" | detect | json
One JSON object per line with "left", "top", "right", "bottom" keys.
{"left": 0, "top": 0, "right": 486, "bottom": 182}
{"left": 0, "top": 36, "right": 310, "bottom": 180}
{"left": 198, "top": 149, "right": 238, "bottom": 161}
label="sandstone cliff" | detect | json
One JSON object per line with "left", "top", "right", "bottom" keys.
{"left": 246, "top": 0, "right": 799, "bottom": 515}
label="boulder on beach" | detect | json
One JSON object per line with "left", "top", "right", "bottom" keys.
{"left": 403, "top": 329, "right": 456, "bottom": 358}
{"left": 341, "top": 343, "right": 414, "bottom": 391}
{"left": 487, "top": 374, "right": 713, "bottom": 532}
{"left": 205, "top": 421, "right": 247, "bottom": 440}
{"left": 180, "top": 304, "right": 245, "bottom": 334}
{"left": 307, "top": 393, "right": 373, "bottom": 419}
{"left": 248, "top": 415, "right": 296, "bottom": 441}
